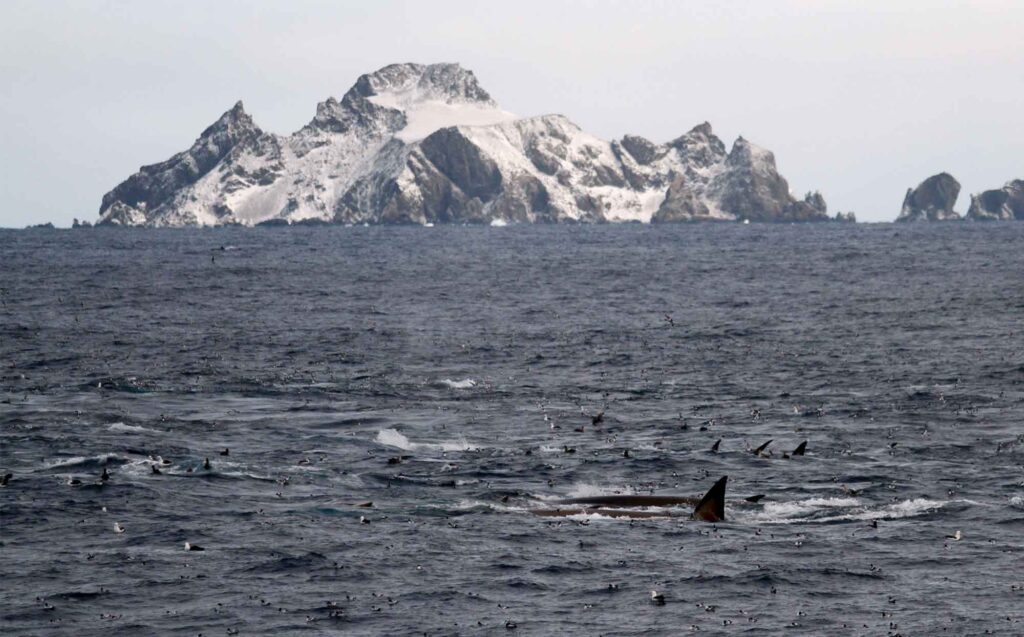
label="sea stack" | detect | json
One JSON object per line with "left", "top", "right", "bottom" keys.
{"left": 965, "top": 180, "right": 1024, "bottom": 221}
{"left": 896, "top": 173, "right": 961, "bottom": 222}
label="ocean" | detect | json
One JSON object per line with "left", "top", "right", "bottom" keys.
{"left": 1, "top": 222, "right": 1022, "bottom": 635}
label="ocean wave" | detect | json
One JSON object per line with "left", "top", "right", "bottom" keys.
{"left": 106, "top": 422, "right": 156, "bottom": 434}
{"left": 438, "top": 378, "right": 477, "bottom": 389}
{"left": 738, "top": 497, "right": 947, "bottom": 525}
{"left": 375, "top": 428, "right": 476, "bottom": 452}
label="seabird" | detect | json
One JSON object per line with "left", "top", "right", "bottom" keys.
{"left": 946, "top": 530, "right": 961, "bottom": 541}
{"left": 219, "top": 448, "right": 230, "bottom": 456}
{"left": 114, "top": 522, "right": 126, "bottom": 534}
{"left": 184, "top": 542, "right": 205, "bottom": 551}
{"left": 203, "top": 457, "right": 211, "bottom": 470}
{"left": 67, "top": 477, "right": 82, "bottom": 486}
{"left": 591, "top": 411, "right": 605, "bottom": 426}
{"left": 100, "top": 467, "right": 110, "bottom": 482}
{"left": 359, "top": 516, "right": 370, "bottom": 524}
{"left": 650, "top": 590, "right": 666, "bottom": 605}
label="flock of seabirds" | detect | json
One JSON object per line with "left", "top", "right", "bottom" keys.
{"left": 1, "top": 398, "right": 970, "bottom": 623}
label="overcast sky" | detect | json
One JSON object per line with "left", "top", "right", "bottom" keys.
{"left": 1, "top": 0, "right": 1021, "bottom": 226}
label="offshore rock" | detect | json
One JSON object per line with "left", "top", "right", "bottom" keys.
{"left": 97, "top": 63, "right": 830, "bottom": 226}
{"left": 896, "top": 173, "right": 961, "bottom": 222}
{"left": 965, "top": 180, "right": 1024, "bottom": 221}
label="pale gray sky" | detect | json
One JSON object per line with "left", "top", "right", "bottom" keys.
{"left": 1, "top": 0, "right": 1021, "bottom": 226}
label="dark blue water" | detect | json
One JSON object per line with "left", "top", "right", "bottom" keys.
{"left": 2, "top": 223, "right": 1023, "bottom": 636}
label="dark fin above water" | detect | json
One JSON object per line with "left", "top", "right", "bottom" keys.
{"left": 792, "top": 441, "right": 807, "bottom": 456}
{"left": 692, "top": 476, "right": 727, "bottom": 522}
{"left": 710, "top": 439, "right": 721, "bottom": 453}
{"left": 753, "top": 440, "right": 772, "bottom": 456}
{"left": 744, "top": 494, "right": 765, "bottom": 503}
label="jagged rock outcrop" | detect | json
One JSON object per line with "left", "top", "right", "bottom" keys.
{"left": 896, "top": 173, "right": 961, "bottom": 222}
{"left": 966, "top": 180, "right": 1024, "bottom": 221}
{"left": 98, "top": 63, "right": 830, "bottom": 226}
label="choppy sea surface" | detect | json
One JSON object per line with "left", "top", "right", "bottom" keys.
{"left": 1, "top": 223, "right": 1022, "bottom": 636}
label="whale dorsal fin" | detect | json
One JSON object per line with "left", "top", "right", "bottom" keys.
{"left": 753, "top": 440, "right": 772, "bottom": 455}
{"left": 692, "top": 476, "right": 727, "bottom": 522}
{"left": 792, "top": 441, "right": 807, "bottom": 456}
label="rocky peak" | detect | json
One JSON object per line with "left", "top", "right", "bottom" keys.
{"left": 668, "top": 122, "right": 727, "bottom": 168}
{"left": 201, "top": 100, "right": 258, "bottom": 138}
{"left": 302, "top": 63, "right": 496, "bottom": 136}
{"left": 350, "top": 62, "right": 494, "bottom": 105}
{"left": 726, "top": 136, "right": 774, "bottom": 172}
{"left": 98, "top": 101, "right": 265, "bottom": 219}
{"left": 896, "top": 172, "right": 961, "bottom": 222}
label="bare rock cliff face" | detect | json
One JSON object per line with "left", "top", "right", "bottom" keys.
{"left": 98, "top": 63, "right": 830, "bottom": 226}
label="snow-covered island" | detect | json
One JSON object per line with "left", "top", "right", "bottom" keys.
{"left": 98, "top": 63, "right": 843, "bottom": 227}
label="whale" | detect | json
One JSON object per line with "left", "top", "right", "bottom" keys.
{"left": 530, "top": 475, "right": 728, "bottom": 522}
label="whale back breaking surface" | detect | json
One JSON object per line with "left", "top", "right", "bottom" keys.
{"left": 554, "top": 495, "right": 700, "bottom": 508}
{"left": 530, "top": 476, "right": 727, "bottom": 521}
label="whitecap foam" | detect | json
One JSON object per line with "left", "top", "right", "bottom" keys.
{"left": 107, "top": 422, "right": 155, "bottom": 434}
{"left": 375, "top": 428, "right": 475, "bottom": 452}
{"left": 738, "top": 496, "right": 946, "bottom": 525}
{"left": 439, "top": 378, "right": 477, "bottom": 389}
{"left": 44, "top": 453, "right": 121, "bottom": 470}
